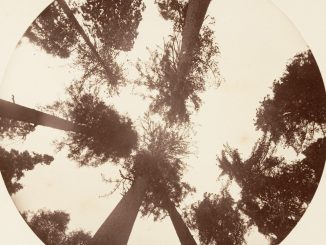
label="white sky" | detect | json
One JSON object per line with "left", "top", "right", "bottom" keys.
{"left": 0, "top": 0, "right": 310, "bottom": 244}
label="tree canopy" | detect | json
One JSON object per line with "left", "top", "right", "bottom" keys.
{"left": 186, "top": 189, "right": 248, "bottom": 245}
{"left": 79, "top": 0, "right": 145, "bottom": 52}
{"left": 4, "top": 1, "right": 326, "bottom": 244}
{"left": 217, "top": 49, "right": 326, "bottom": 244}
{"left": 114, "top": 116, "right": 195, "bottom": 220}
{"left": 25, "top": 0, "right": 145, "bottom": 57}
{"left": 24, "top": 1, "right": 79, "bottom": 58}
{"left": 155, "top": 0, "right": 188, "bottom": 32}
{"left": 0, "top": 147, "right": 53, "bottom": 195}
{"left": 255, "top": 50, "right": 326, "bottom": 152}
{"left": 22, "top": 209, "right": 92, "bottom": 245}
{"left": 137, "top": 0, "right": 219, "bottom": 123}
{"left": 24, "top": 0, "right": 145, "bottom": 93}
{"left": 218, "top": 135, "right": 326, "bottom": 244}
{"left": 45, "top": 91, "right": 138, "bottom": 166}
{"left": 0, "top": 117, "right": 35, "bottom": 140}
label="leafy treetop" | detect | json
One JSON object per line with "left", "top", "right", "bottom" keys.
{"left": 0, "top": 117, "right": 35, "bottom": 140}
{"left": 114, "top": 115, "right": 195, "bottom": 220}
{"left": 255, "top": 50, "right": 326, "bottom": 152}
{"left": 79, "top": 0, "right": 145, "bottom": 52}
{"left": 24, "top": 0, "right": 145, "bottom": 94}
{"left": 22, "top": 209, "right": 92, "bottom": 245}
{"left": 25, "top": 0, "right": 145, "bottom": 57}
{"left": 0, "top": 147, "right": 53, "bottom": 195}
{"left": 218, "top": 136, "right": 326, "bottom": 244}
{"left": 155, "top": 0, "right": 188, "bottom": 32}
{"left": 186, "top": 189, "right": 248, "bottom": 245}
{"left": 137, "top": 0, "right": 219, "bottom": 123}
{"left": 24, "top": 1, "right": 79, "bottom": 58}
{"left": 44, "top": 90, "right": 138, "bottom": 167}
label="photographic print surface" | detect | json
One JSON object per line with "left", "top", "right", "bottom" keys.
{"left": 0, "top": 0, "right": 325, "bottom": 244}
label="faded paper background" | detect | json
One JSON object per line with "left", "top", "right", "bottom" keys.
{"left": 0, "top": 0, "right": 325, "bottom": 244}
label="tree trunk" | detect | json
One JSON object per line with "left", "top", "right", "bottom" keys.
{"left": 165, "top": 199, "right": 197, "bottom": 245}
{"left": 91, "top": 177, "right": 148, "bottom": 245}
{"left": 56, "top": 0, "right": 116, "bottom": 84}
{"left": 177, "top": 0, "right": 211, "bottom": 82}
{"left": 0, "top": 99, "right": 84, "bottom": 132}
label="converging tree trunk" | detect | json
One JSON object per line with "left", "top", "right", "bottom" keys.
{"left": 165, "top": 199, "right": 197, "bottom": 245}
{"left": 56, "top": 0, "right": 115, "bottom": 83}
{"left": 89, "top": 2, "right": 214, "bottom": 239}
{"left": 167, "top": 0, "right": 212, "bottom": 121}
{"left": 0, "top": 99, "right": 84, "bottom": 132}
{"left": 91, "top": 177, "right": 148, "bottom": 245}
{"left": 91, "top": 178, "right": 197, "bottom": 245}
{"left": 177, "top": 0, "right": 211, "bottom": 82}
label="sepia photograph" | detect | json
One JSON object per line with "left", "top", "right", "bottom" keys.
{"left": 1, "top": 0, "right": 326, "bottom": 244}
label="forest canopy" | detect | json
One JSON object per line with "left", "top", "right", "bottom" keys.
{"left": 255, "top": 50, "right": 326, "bottom": 152}
{"left": 1, "top": 1, "right": 326, "bottom": 245}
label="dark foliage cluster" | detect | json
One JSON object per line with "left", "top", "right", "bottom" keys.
{"left": 136, "top": 22, "right": 219, "bottom": 123}
{"left": 256, "top": 50, "right": 326, "bottom": 152}
{"left": 52, "top": 93, "right": 138, "bottom": 166}
{"left": 130, "top": 150, "right": 194, "bottom": 220}
{"left": 0, "top": 117, "right": 35, "bottom": 140}
{"left": 119, "top": 118, "right": 194, "bottom": 220}
{"left": 0, "top": 147, "right": 53, "bottom": 195}
{"left": 216, "top": 49, "right": 326, "bottom": 244}
{"left": 24, "top": 0, "right": 145, "bottom": 93}
{"left": 73, "top": 43, "right": 125, "bottom": 94}
{"left": 25, "top": 0, "right": 145, "bottom": 57}
{"left": 136, "top": 0, "right": 219, "bottom": 123}
{"left": 80, "top": 0, "right": 145, "bottom": 52}
{"left": 186, "top": 190, "right": 247, "bottom": 245}
{"left": 64, "top": 230, "right": 92, "bottom": 245}
{"left": 22, "top": 209, "right": 92, "bottom": 245}
{"left": 155, "top": 0, "right": 188, "bottom": 32}
{"left": 25, "top": 1, "right": 79, "bottom": 58}
{"left": 218, "top": 136, "right": 326, "bottom": 244}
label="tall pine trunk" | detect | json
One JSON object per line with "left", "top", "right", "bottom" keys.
{"left": 172, "top": 0, "right": 212, "bottom": 118}
{"left": 56, "top": 0, "right": 116, "bottom": 84}
{"left": 0, "top": 99, "right": 84, "bottom": 132}
{"left": 73, "top": 2, "right": 212, "bottom": 243}
{"left": 177, "top": 0, "right": 211, "bottom": 81}
{"left": 90, "top": 179, "right": 197, "bottom": 245}
{"left": 91, "top": 177, "right": 148, "bottom": 245}
{"left": 165, "top": 199, "right": 197, "bottom": 245}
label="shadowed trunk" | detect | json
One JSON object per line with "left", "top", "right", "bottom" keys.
{"left": 86, "top": 2, "right": 213, "bottom": 240}
{"left": 0, "top": 99, "right": 84, "bottom": 132}
{"left": 177, "top": 0, "right": 211, "bottom": 82}
{"left": 171, "top": 0, "right": 211, "bottom": 117}
{"left": 56, "top": 0, "right": 116, "bottom": 84}
{"left": 91, "top": 177, "right": 148, "bottom": 245}
{"left": 165, "top": 199, "right": 197, "bottom": 245}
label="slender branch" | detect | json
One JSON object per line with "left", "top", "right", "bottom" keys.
{"left": 119, "top": 169, "right": 134, "bottom": 182}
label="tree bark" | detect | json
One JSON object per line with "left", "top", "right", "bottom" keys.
{"left": 165, "top": 199, "right": 197, "bottom": 245}
{"left": 56, "top": 0, "right": 116, "bottom": 84}
{"left": 177, "top": 0, "right": 211, "bottom": 82}
{"left": 0, "top": 99, "right": 84, "bottom": 132}
{"left": 91, "top": 177, "right": 148, "bottom": 245}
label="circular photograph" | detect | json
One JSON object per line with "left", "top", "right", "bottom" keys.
{"left": 1, "top": 0, "right": 325, "bottom": 244}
